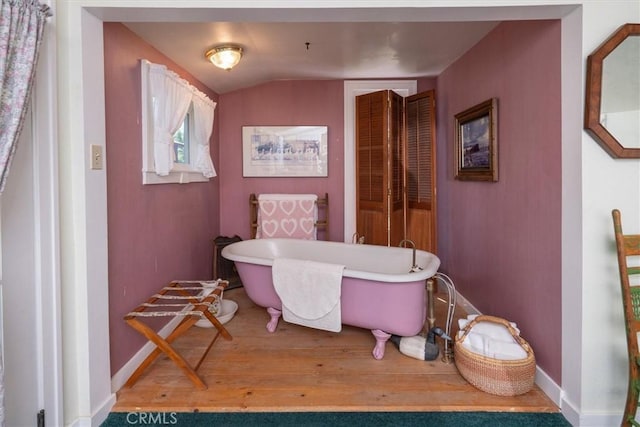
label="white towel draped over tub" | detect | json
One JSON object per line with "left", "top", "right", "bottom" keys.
{"left": 272, "top": 258, "right": 345, "bottom": 332}
{"left": 256, "top": 194, "right": 318, "bottom": 239}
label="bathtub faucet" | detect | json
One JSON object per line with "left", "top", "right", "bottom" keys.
{"left": 398, "top": 239, "right": 422, "bottom": 273}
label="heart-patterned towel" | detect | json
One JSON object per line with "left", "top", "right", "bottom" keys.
{"left": 256, "top": 194, "right": 318, "bottom": 239}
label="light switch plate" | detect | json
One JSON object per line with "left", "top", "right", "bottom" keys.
{"left": 90, "top": 144, "right": 103, "bottom": 170}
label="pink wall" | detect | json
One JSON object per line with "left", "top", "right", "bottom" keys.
{"left": 436, "top": 20, "right": 562, "bottom": 382}
{"left": 103, "top": 23, "right": 221, "bottom": 373}
{"left": 217, "top": 80, "right": 345, "bottom": 241}
{"left": 104, "top": 20, "right": 563, "bottom": 384}
{"left": 417, "top": 77, "right": 437, "bottom": 93}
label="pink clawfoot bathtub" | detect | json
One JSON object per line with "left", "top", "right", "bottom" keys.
{"left": 221, "top": 238, "right": 440, "bottom": 359}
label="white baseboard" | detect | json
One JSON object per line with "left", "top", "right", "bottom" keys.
{"left": 93, "top": 393, "right": 117, "bottom": 426}
{"left": 68, "top": 416, "right": 90, "bottom": 427}
{"left": 561, "top": 394, "right": 625, "bottom": 427}
{"left": 560, "top": 395, "right": 580, "bottom": 426}
{"left": 568, "top": 410, "right": 622, "bottom": 426}
{"left": 111, "top": 315, "right": 184, "bottom": 392}
{"left": 67, "top": 393, "right": 116, "bottom": 427}
{"left": 535, "top": 365, "right": 563, "bottom": 408}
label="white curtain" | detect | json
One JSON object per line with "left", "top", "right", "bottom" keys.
{"left": 0, "top": 0, "right": 51, "bottom": 192}
{"left": 148, "top": 63, "right": 193, "bottom": 176}
{"left": 192, "top": 94, "right": 217, "bottom": 178}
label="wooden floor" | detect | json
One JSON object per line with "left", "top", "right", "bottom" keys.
{"left": 113, "top": 286, "right": 559, "bottom": 413}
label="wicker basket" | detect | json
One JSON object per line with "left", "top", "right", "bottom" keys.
{"left": 454, "top": 315, "right": 536, "bottom": 396}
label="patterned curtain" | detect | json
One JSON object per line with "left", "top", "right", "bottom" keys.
{"left": 0, "top": 2, "right": 51, "bottom": 424}
{"left": 0, "top": 0, "right": 51, "bottom": 193}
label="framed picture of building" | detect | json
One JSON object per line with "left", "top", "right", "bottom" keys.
{"left": 242, "top": 126, "right": 328, "bottom": 177}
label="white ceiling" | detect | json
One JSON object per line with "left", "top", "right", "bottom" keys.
{"left": 107, "top": 4, "right": 578, "bottom": 95}
{"left": 124, "top": 21, "right": 500, "bottom": 94}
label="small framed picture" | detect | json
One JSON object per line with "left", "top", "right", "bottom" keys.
{"left": 242, "top": 126, "right": 328, "bottom": 177}
{"left": 454, "top": 98, "right": 498, "bottom": 182}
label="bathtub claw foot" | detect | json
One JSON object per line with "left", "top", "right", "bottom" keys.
{"left": 266, "top": 307, "right": 282, "bottom": 333}
{"left": 371, "top": 329, "right": 391, "bottom": 360}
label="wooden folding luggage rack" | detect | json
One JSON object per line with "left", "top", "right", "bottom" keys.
{"left": 123, "top": 280, "right": 233, "bottom": 390}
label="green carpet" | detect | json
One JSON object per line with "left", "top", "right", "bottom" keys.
{"left": 102, "top": 411, "right": 571, "bottom": 426}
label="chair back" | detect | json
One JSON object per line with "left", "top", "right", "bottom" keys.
{"left": 612, "top": 209, "right": 640, "bottom": 426}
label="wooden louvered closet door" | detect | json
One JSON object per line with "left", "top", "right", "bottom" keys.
{"left": 355, "top": 90, "right": 405, "bottom": 246}
{"left": 405, "top": 90, "right": 437, "bottom": 253}
{"left": 355, "top": 89, "right": 436, "bottom": 250}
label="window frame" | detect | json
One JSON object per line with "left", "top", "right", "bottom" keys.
{"left": 140, "top": 60, "right": 209, "bottom": 185}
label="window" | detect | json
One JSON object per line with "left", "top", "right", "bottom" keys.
{"left": 140, "top": 59, "right": 217, "bottom": 185}
{"left": 173, "top": 110, "right": 190, "bottom": 165}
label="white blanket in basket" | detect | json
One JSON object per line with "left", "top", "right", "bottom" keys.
{"left": 457, "top": 315, "right": 528, "bottom": 360}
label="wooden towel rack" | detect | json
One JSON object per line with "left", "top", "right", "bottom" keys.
{"left": 249, "top": 193, "right": 329, "bottom": 240}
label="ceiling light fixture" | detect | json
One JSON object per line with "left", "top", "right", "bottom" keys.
{"left": 205, "top": 45, "right": 243, "bottom": 71}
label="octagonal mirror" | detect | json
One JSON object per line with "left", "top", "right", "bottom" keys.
{"left": 585, "top": 23, "right": 640, "bottom": 158}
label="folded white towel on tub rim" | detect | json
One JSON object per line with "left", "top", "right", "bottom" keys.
{"left": 272, "top": 257, "right": 344, "bottom": 333}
